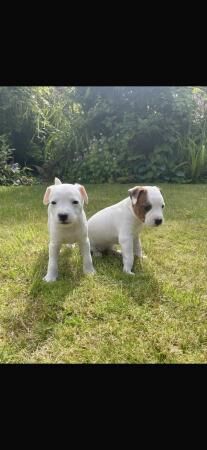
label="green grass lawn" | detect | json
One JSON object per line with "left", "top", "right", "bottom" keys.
{"left": 0, "top": 183, "right": 207, "bottom": 363}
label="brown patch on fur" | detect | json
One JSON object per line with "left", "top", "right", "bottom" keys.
{"left": 132, "top": 188, "right": 148, "bottom": 222}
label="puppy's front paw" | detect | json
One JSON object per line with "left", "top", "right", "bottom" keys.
{"left": 43, "top": 274, "right": 57, "bottom": 282}
{"left": 123, "top": 269, "right": 135, "bottom": 276}
{"left": 83, "top": 266, "right": 96, "bottom": 275}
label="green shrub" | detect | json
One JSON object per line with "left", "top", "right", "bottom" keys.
{"left": 0, "top": 135, "right": 35, "bottom": 185}
{"left": 179, "top": 137, "right": 207, "bottom": 182}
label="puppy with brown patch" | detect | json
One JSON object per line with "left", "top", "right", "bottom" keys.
{"left": 88, "top": 186, "right": 165, "bottom": 275}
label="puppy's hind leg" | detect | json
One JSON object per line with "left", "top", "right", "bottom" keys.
{"left": 107, "top": 245, "right": 122, "bottom": 256}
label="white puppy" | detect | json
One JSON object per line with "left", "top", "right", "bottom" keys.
{"left": 88, "top": 186, "right": 165, "bottom": 275}
{"left": 43, "top": 177, "right": 95, "bottom": 282}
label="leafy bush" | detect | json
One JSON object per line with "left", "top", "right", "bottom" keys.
{"left": 64, "top": 135, "right": 119, "bottom": 183}
{"left": 1, "top": 86, "right": 207, "bottom": 184}
{"left": 0, "top": 135, "right": 35, "bottom": 185}
{"left": 131, "top": 144, "right": 188, "bottom": 183}
{"left": 179, "top": 137, "right": 207, "bottom": 182}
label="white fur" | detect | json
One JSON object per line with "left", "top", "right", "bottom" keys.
{"left": 43, "top": 177, "right": 95, "bottom": 282}
{"left": 88, "top": 186, "right": 165, "bottom": 275}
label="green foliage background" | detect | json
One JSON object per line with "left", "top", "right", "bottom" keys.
{"left": 1, "top": 86, "right": 207, "bottom": 184}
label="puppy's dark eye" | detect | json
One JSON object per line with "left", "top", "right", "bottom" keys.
{"left": 144, "top": 204, "right": 152, "bottom": 212}
{"left": 162, "top": 204, "right": 165, "bottom": 209}
{"left": 72, "top": 200, "right": 79, "bottom": 205}
{"left": 51, "top": 201, "right": 56, "bottom": 205}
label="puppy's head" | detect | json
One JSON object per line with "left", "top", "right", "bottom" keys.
{"left": 128, "top": 185, "right": 165, "bottom": 226}
{"left": 43, "top": 177, "right": 88, "bottom": 225}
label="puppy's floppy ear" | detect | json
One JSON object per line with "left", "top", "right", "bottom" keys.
{"left": 75, "top": 183, "right": 88, "bottom": 205}
{"left": 43, "top": 187, "right": 51, "bottom": 205}
{"left": 54, "top": 177, "right": 62, "bottom": 185}
{"left": 128, "top": 186, "right": 145, "bottom": 205}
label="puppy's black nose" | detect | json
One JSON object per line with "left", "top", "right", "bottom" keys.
{"left": 155, "top": 218, "right": 162, "bottom": 226}
{"left": 58, "top": 213, "right": 68, "bottom": 222}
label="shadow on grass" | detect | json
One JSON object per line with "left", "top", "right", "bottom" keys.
{"left": 1, "top": 246, "right": 163, "bottom": 360}
{"left": 2, "top": 246, "right": 85, "bottom": 356}
{"left": 92, "top": 251, "right": 163, "bottom": 306}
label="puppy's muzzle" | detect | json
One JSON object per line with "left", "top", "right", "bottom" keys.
{"left": 154, "top": 218, "right": 162, "bottom": 226}
{"left": 58, "top": 213, "right": 69, "bottom": 223}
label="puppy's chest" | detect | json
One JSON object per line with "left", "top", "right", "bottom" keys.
{"left": 54, "top": 225, "right": 83, "bottom": 243}
{"left": 127, "top": 222, "right": 143, "bottom": 238}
